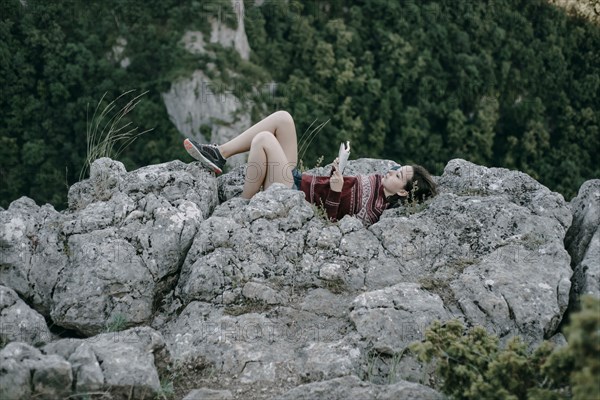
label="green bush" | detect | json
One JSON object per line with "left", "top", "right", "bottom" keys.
{"left": 410, "top": 296, "right": 600, "bottom": 400}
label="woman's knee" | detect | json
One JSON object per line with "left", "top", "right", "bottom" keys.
{"left": 272, "top": 110, "right": 294, "bottom": 128}
{"left": 250, "top": 131, "right": 275, "bottom": 147}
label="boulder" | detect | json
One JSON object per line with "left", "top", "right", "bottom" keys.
{"left": 1, "top": 158, "right": 217, "bottom": 336}
{"left": 43, "top": 326, "right": 169, "bottom": 399}
{"left": 350, "top": 283, "right": 450, "bottom": 354}
{"left": 374, "top": 159, "right": 572, "bottom": 345}
{"left": 159, "top": 299, "right": 358, "bottom": 386}
{"left": 0, "top": 342, "right": 72, "bottom": 400}
{"left": 565, "top": 179, "right": 600, "bottom": 299}
{"left": 0, "top": 285, "right": 52, "bottom": 347}
{"left": 0, "top": 197, "right": 67, "bottom": 316}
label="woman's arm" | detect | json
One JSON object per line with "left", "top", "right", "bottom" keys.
{"left": 324, "top": 159, "right": 343, "bottom": 220}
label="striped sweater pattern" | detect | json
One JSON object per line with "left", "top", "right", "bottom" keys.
{"left": 300, "top": 173, "right": 389, "bottom": 226}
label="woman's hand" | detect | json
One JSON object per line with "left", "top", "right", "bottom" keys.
{"left": 330, "top": 158, "right": 343, "bottom": 192}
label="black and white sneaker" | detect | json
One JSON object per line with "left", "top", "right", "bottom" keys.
{"left": 183, "top": 139, "right": 226, "bottom": 174}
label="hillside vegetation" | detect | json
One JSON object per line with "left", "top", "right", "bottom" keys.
{"left": 1, "top": 0, "right": 598, "bottom": 209}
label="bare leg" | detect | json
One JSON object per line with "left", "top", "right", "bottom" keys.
{"left": 219, "top": 110, "right": 298, "bottom": 168}
{"left": 241, "top": 131, "right": 294, "bottom": 199}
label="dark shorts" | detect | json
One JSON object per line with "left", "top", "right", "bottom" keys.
{"left": 292, "top": 168, "right": 302, "bottom": 190}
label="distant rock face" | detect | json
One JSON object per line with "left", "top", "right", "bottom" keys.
{"left": 0, "top": 157, "right": 585, "bottom": 398}
{"left": 181, "top": 1, "right": 250, "bottom": 61}
{"left": 163, "top": 0, "right": 252, "bottom": 169}
{"left": 162, "top": 69, "right": 251, "bottom": 169}
{"left": 565, "top": 179, "right": 600, "bottom": 299}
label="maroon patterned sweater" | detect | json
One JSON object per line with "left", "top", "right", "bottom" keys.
{"left": 300, "top": 173, "right": 390, "bottom": 226}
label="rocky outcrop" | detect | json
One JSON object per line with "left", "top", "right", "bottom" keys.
{"left": 0, "top": 157, "right": 584, "bottom": 399}
{"left": 1, "top": 158, "right": 217, "bottom": 335}
{"left": 565, "top": 179, "right": 600, "bottom": 299}
{"left": 156, "top": 158, "right": 573, "bottom": 395}
{"left": 162, "top": 69, "right": 251, "bottom": 169}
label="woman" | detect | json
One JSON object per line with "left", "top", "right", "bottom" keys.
{"left": 184, "top": 110, "right": 437, "bottom": 226}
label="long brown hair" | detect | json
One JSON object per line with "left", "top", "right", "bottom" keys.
{"left": 386, "top": 164, "right": 438, "bottom": 207}
{"left": 404, "top": 164, "right": 437, "bottom": 203}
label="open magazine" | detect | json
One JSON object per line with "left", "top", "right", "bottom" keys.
{"left": 338, "top": 141, "right": 350, "bottom": 174}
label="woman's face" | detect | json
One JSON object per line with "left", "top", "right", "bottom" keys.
{"left": 382, "top": 165, "right": 414, "bottom": 197}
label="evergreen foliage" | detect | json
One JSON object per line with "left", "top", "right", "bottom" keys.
{"left": 410, "top": 295, "right": 600, "bottom": 399}
{"left": 1, "top": 0, "right": 598, "bottom": 209}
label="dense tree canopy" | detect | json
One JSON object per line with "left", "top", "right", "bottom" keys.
{"left": 1, "top": 0, "right": 598, "bottom": 209}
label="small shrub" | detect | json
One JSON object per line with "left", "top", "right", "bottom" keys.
{"left": 104, "top": 313, "right": 128, "bottom": 333}
{"left": 310, "top": 202, "right": 337, "bottom": 226}
{"left": 155, "top": 379, "right": 175, "bottom": 400}
{"left": 360, "top": 348, "right": 406, "bottom": 385}
{"left": 410, "top": 296, "right": 600, "bottom": 400}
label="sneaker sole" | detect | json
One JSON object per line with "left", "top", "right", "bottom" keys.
{"left": 184, "top": 139, "right": 223, "bottom": 174}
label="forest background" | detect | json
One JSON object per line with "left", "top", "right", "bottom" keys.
{"left": 1, "top": 0, "right": 598, "bottom": 209}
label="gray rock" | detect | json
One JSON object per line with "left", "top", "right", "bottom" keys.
{"left": 163, "top": 71, "right": 250, "bottom": 170}
{"left": 2, "top": 158, "right": 217, "bottom": 336}
{"left": 438, "top": 159, "right": 571, "bottom": 230}
{"left": 450, "top": 241, "right": 571, "bottom": 342}
{"left": 182, "top": 388, "right": 234, "bottom": 400}
{"left": 31, "top": 354, "right": 73, "bottom": 400}
{"left": 0, "top": 342, "right": 72, "bottom": 400}
{"left": 217, "top": 165, "right": 246, "bottom": 202}
{"left": 350, "top": 283, "right": 450, "bottom": 354}
{"left": 175, "top": 185, "right": 315, "bottom": 305}
{"left": 565, "top": 179, "right": 600, "bottom": 298}
{"left": 68, "top": 342, "right": 104, "bottom": 392}
{"left": 160, "top": 157, "right": 574, "bottom": 397}
{"left": 0, "top": 285, "right": 52, "bottom": 347}
{"left": 0, "top": 197, "right": 67, "bottom": 316}
{"left": 44, "top": 326, "right": 168, "bottom": 399}
{"left": 51, "top": 229, "right": 154, "bottom": 334}
{"left": 298, "top": 340, "right": 362, "bottom": 381}
{"left": 242, "top": 281, "right": 287, "bottom": 305}
{"left": 159, "top": 300, "right": 355, "bottom": 386}
{"left": 0, "top": 342, "right": 39, "bottom": 400}
{"left": 298, "top": 288, "right": 353, "bottom": 318}
{"left": 273, "top": 375, "right": 445, "bottom": 400}
{"left": 370, "top": 159, "right": 573, "bottom": 346}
